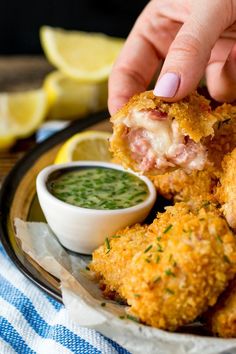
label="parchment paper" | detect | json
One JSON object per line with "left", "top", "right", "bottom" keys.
{"left": 15, "top": 218, "right": 236, "bottom": 354}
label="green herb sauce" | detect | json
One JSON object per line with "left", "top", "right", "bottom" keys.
{"left": 47, "top": 167, "right": 149, "bottom": 210}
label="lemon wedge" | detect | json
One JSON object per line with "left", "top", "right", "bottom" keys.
{"left": 55, "top": 130, "right": 112, "bottom": 163}
{"left": 0, "top": 89, "right": 48, "bottom": 149}
{"left": 44, "top": 71, "right": 108, "bottom": 120}
{"left": 40, "top": 26, "right": 124, "bottom": 82}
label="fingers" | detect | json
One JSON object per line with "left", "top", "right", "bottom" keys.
{"left": 206, "top": 41, "right": 236, "bottom": 102}
{"left": 108, "top": 1, "right": 177, "bottom": 115}
{"left": 154, "top": 1, "right": 232, "bottom": 100}
{"left": 108, "top": 34, "right": 160, "bottom": 115}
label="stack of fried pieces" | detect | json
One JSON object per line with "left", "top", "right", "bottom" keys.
{"left": 90, "top": 91, "right": 236, "bottom": 337}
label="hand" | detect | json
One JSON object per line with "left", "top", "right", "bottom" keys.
{"left": 108, "top": 0, "right": 236, "bottom": 114}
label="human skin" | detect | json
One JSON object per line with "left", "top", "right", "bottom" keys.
{"left": 108, "top": 0, "right": 236, "bottom": 115}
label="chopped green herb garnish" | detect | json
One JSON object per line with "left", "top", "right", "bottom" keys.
{"left": 169, "top": 254, "right": 173, "bottom": 262}
{"left": 47, "top": 167, "right": 149, "bottom": 210}
{"left": 163, "top": 224, "right": 173, "bottom": 234}
{"left": 144, "top": 245, "right": 153, "bottom": 253}
{"left": 105, "top": 238, "right": 111, "bottom": 254}
{"left": 156, "top": 255, "right": 160, "bottom": 263}
{"left": 112, "top": 235, "right": 121, "bottom": 239}
{"left": 134, "top": 294, "right": 141, "bottom": 298}
{"left": 165, "top": 268, "right": 175, "bottom": 277}
{"left": 101, "top": 302, "right": 106, "bottom": 307}
{"left": 145, "top": 258, "right": 151, "bottom": 263}
{"left": 201, "top": 201, "right": 210, "bottom": 208}
{"left": 157, "top": 243, "right": 163, "bottom": 252}
{"left": 223, "top": 255, "right": 231, "bottom": 263}
{"left": 156, "top": 236, "right": 162, "bottom": 241}
{"left": 85, "top": 266, "right": 90, "bottom": 271}
{"left": 127, "top": 314, "right": 140, "bottom": 323}
{"left": 216, "top": 235, "right": 223, "bottom": 243}
{"left": 119, "top": 315, "right": 125, "bottom": 320}
{"left": 153, "top": 276, "right": 161, "bottom": 283}
{"left": 165, "top": 288, "right": 175, "bottom": 295}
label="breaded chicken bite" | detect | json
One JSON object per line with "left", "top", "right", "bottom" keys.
{"left": 216, "top": 148, "right": 236, "bottom": 230}
{"left": 121, "top": 201, "right": 236, "bottom": 331}
{"left": 152, "top": 103, "right": 236, "bottom": 201}
{"left": 151, "top": 169, "right": 218, "bottom": 202}
{"left": 110, "top": 91, "right": 218, "bottom": 175}
{"left": 90, "top": 224, "right": 150, "bottom": 298}
{"left": 206, "top": 278, "right": 236, "bottom": 338}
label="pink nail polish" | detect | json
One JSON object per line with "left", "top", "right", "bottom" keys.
{"left": 153, "top": 72, "right": 180, "bottom": 98}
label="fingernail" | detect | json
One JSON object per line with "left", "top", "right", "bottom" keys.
{"left": 153, "top": 72, "right": 180, "bottom": 98}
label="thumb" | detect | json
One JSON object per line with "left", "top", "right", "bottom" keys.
{"left": 153, "top": 1, "right": 233, "bottom": 100}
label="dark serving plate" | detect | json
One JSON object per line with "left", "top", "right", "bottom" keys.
{"left": 0, "top": 111, "right": 110, "bottom": 302}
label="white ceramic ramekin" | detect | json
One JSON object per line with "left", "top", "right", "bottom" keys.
{"left": 36, "top": 161, "right": 156, "bottom": 254}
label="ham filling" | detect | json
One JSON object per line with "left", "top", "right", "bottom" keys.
{"left": 122, "top": 109, "right": 207, "bottom": 173}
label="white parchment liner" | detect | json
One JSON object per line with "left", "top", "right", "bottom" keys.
{"left": 15, "top": 218, "right": 236, "bottom": 354}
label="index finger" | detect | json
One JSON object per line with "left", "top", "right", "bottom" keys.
{"left": 108, "top": 4, "right": 162, "bottom": 114}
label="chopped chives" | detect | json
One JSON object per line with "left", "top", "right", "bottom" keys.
{"left": 127, "top": 314, "right": 140, "bottom": 323}
{"left": 153, "top": 276, "right": 161, "bottom": 283}
{"left": 47, "top": 167, "right": 149, "bottom": 210}
{"left": 144, "top": 245, "right": 153, "bottom": 253}
{"left": 105, "top": 238, "right": 111, "bottom": 254}
{"left": 163, "top": 224, "right": 173, "bottom": 234}
{"left": 165, "top": 268, "right": 175, "bottom": 277}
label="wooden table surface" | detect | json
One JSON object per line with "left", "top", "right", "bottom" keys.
{"left": 0, "top": 56, "right": 110, "bottom": 185}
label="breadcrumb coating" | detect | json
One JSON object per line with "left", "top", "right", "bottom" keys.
{"left": 216, "top": 148, "right": 236, "bottom": 230}
{"left": 206, "top": 278, "right": 236, "bottom": 338}
{"left": 90, "top": 224, "right": 150, "bottom": 298}
{"left": 151, "top": 169, "right": 218, "bottom": 202}
{"left": 152, "top": 103, "right": 236, "bottom": 201}
{"left": 110, "top": 91, "right": 217, "bottom": 175}
{"left": 91, "top": 200, "right": 236, "bottom": 331}
{"left": 121, "top": 202, "right": 236, "bottom": 330}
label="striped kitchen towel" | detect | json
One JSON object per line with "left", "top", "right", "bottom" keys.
{"left": 0, "top": 243, "right": 129, "bottom": 354}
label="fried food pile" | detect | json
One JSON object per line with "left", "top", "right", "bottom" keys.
{"left": 91, "top": 91, "right": 236, "bottom": 337}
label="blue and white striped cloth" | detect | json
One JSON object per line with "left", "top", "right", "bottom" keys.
{"left": 0, "top": 243, "right": 129, "bottom": 354}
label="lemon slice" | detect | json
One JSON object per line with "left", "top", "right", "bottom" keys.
{"left": 0, "top": 89, "right": 48, "bottom": 149}
{"left": 55, "top": 130, "right": 112, "bottom": 163}
{"left": 44, "top": 71, "right": 108, "bottom": 120}
{"left": 40, "top": 26, "right": 124, "bottom": 82}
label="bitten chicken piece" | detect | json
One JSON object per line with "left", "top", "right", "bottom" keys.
{"left": 152, "top": 103, "right": 236, "bottom": 201}
{"left": 110, "top": 91, "right": 218, "bottom": 175}
{"left": 216, "top": 148, "right": 236, "bottom": 230}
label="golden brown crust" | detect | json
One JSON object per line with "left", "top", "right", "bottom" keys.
{"left": 91, "top": 200, "right": 236, "bottom": 331}
{"left": 153, "top": 102, "right": 236, "bottom": 202}
{"left": 111, "top": 90, "right": 217, "bottom": 141}
{"left": 110, "top": 91, "right": 218, "bottom": 176}
{"left": 151, "top": 169, "right": 218, "bottom": 202}
{"left": 216, "top": 148, "right": 236, "bottom": 230}
{"left": 121, "top": 202, "right": 236, "bottom": 330}
{"left": 90, "top": 224, "right": 150, "bottom": 297}
{"left": 206, "top": 278, "right": 236, "bottom": 338}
